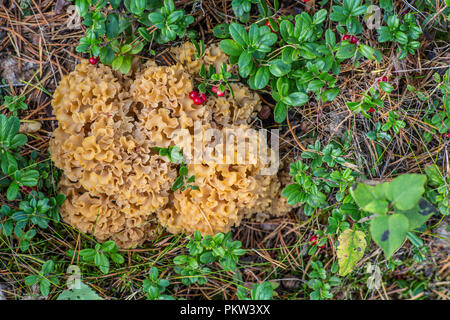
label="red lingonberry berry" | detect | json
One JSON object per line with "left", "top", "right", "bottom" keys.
{"left": 22, "top": 186, "right": 33, "bottom": 193}
{"left": 211, "top": 86, "right": 218, "bottom": 93}
{"left": 309, "top": 235, "right": 318, "bottom": 245}
{"left": 189, "top": 91, "right": 199, "bottom": 99}
{"left": 89, "top": 56, "right": 98, "bottom": 65}
{"left": 368, "top": 107, "right": 375, "bottom": 113}
{"left": 216, "top": 90, "right": 225, "bottom": 97}
{"left": 199, "top": 93, "right": 207, "bottom": 103}
{"left": 447, "top": 133, "right": 450, "bottom": 138}
{"left": 378, "top": 76, "right": 388, "bottom": 83}
{"left": 350, "top": 36, "right": 358, "bottom": 44}
{"left": 265, "top": 20, "right": 276, "bottom": 33}
{"left": 193, "top": 97, "right": 203, "bottom": 105}
{"left": 343, "top": 34, "right": 351, "bottom": 40}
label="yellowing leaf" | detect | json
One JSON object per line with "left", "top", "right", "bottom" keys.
{"left": 337, "top": 229, "right": 366, "bottom": 276}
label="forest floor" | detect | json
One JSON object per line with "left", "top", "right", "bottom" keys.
{"left": 0, "top": 0, "right": 449, "bottom": 300}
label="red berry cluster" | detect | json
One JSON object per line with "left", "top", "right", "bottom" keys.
{"left": 309, "top": 235, "right": 326, "bottom": 249}
{"left": 442, "top": 133, "right": 450, "bottom": 138}
{"left": 211, "top": 86, "right": 225, "bottom": 97}
{"left": 89, "top": 56, "right": 99, "bottom": 65}
{"left": 378, "top": 76, "right": 388, "bottom": 83}
{"left": 343, "top": 34, "right": 358, "bottom": 44}
{"left": 189, "top": 90, "right": 207, "bottom": 105}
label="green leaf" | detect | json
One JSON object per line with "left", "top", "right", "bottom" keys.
{"left": 282, "top": 92, "right": 308, "bottom": 107}
{"left": 110, "top": 253, "right": 125, "bottom": 264}
{"left": 220, "top": 40, "right": 242, "bottom": 56}
{"left": 321, "top": 88, "right": 340, "bottom": 102}
{"left": 213, "top": 23, "right": 230, "bottom": 38}
{"left": 279, "top": 20, "right": 294, "bottom": 41}
{"left": 164, "top": 0, "right": 175, "bottom": 12}
{"left": 351, "top": 183, "right": 389, "bottom": 215}
{"left": 313, "top": 9, "right": 328, "bottom": 25}
{"left": 110, "top": 0, "right": 122, "bottom": 9}
{"left": 111, "top": 55, "right": 123, "bottom": 70}
{"left": 386, "top": 174, "right": 426, "bottom": 211}
{"left": 359, "top": 44, "right": 375, "bottom": 60}
{"left": 274, "top": 102, "right": 288, "bottom": 124}
{"left": 370, "top": 214, "right": 409, "bottom": 258}
{"left": 95, "top": 253, "right": 110, "bottom": 274}
{"left": 337, "top": 228, "right": 366, "bottom": 276}
{"left": 6, "top": 182, "right": 19, "bottom": 200}
{"left": 325, "top": 29, "right": 336, "bottom": 47}
{"left": 379, "top": 81, "right": 394, "bottom": 93}
{"left": 40, "top": 278, "right": 51, "bottom": 297}
{"left": 138, "top": 27, "right": 153, "bottom": 42}
{"left": 406, "top": 231, "right": 423, "bottom": 248}
{"left": 169, "top": 146, "right": 184, "bottom": 164}
{"left": 41, "top": 260, "right": 54, "bottom": 275}
{"left": 250, "top": 67, "right": 269, "bottom": 90}
{"left": 307, "top": 80, "right": 325, "bottom": 92}
{"left": 399, "top": 198, "right": 436, "bottom": 230}
{"left": 171, "top": 175, "right": 184, "bottom": 191}
{"left": 25, "top": 275, "right": 40, "bottom": 286}
{"left": 238, "top": 50, "right": 253, "bottom": 78}
{"left": 56, "top": 194, "right": 66, "bottom": 206}
{"left": 148, "top": 12, "right": 164, "bottom": 24}
{"left": 9, "top": 133, "right": 27, "bottom": 149}
{"left": 167, "top": 11, "right": 183, "bottom": 24}
{"left": 101, "top": 240, "right": 116, "bottom": 252}
{"left": 20, "top": 170, "right": 39, "bottom": 187}
{"left": 229, "top": 23, "right": 248, "bottom": 47}
{"left": 269, "top": 59, "right": 291, "bottom": 77}
{"left": 106, "top": 13, "right": 119, "bottom": 39}
{"left": 75, "top": 0, "right": 89, "bottom": 17}
{"left": 119, "top": 55, "right": 132, "bottom": 74}
{"left": 251, "top": 282, "right": 274, "bottom": 300}
{"left": 336, "top": 43, "right": 356, "bottom": 60}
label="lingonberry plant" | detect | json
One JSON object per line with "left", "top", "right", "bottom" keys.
{"left": 347, "top": 87, "right": 388, "bottom": 118}
{"left": 306, "top": 260, "right": 341, "bottom": 300}
{"left": 153, "top": 146, "right": 198, "bottom": 191}
{"left": 219, "top": 6, "right": 381, "bottom": 123}
{"left": 424, "top": 164, "right": 450, "bottom": 216}
{"left": 74, "top": 0, "right": 194, "bottom": 73}
{"left": 173, "top": 231, "right": 246, "bottom": 286}
{"left": 281, "top": 138, "right": 358, "bottom": 216}
{"left": 68, "top": 240, "right": 124, "bottom": 274}
{"left": 142, "top": 267, "right": 174, "bottom": 300}
{"left": 0, "top": 114, "right": 40, "bottom": 201}
{"left": 423, "top": 70, "right": 450, "bottom": 142}
{"left": 329, "top": 0, "right": 368, "bottom": 34}
{"left": 2, "top": 95, "right": 28, "bottom": 116}
{"left": 231, "top": 0, "right": 273, "bottom": 23}
{"left": 0, "top": 191, "right": 65, "bottom": 251}
{"left": 377, "top": 12, "right": 422, "bottom": 60}
{"left": 24, "top": 260, "right": 60, "bottom": 297}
